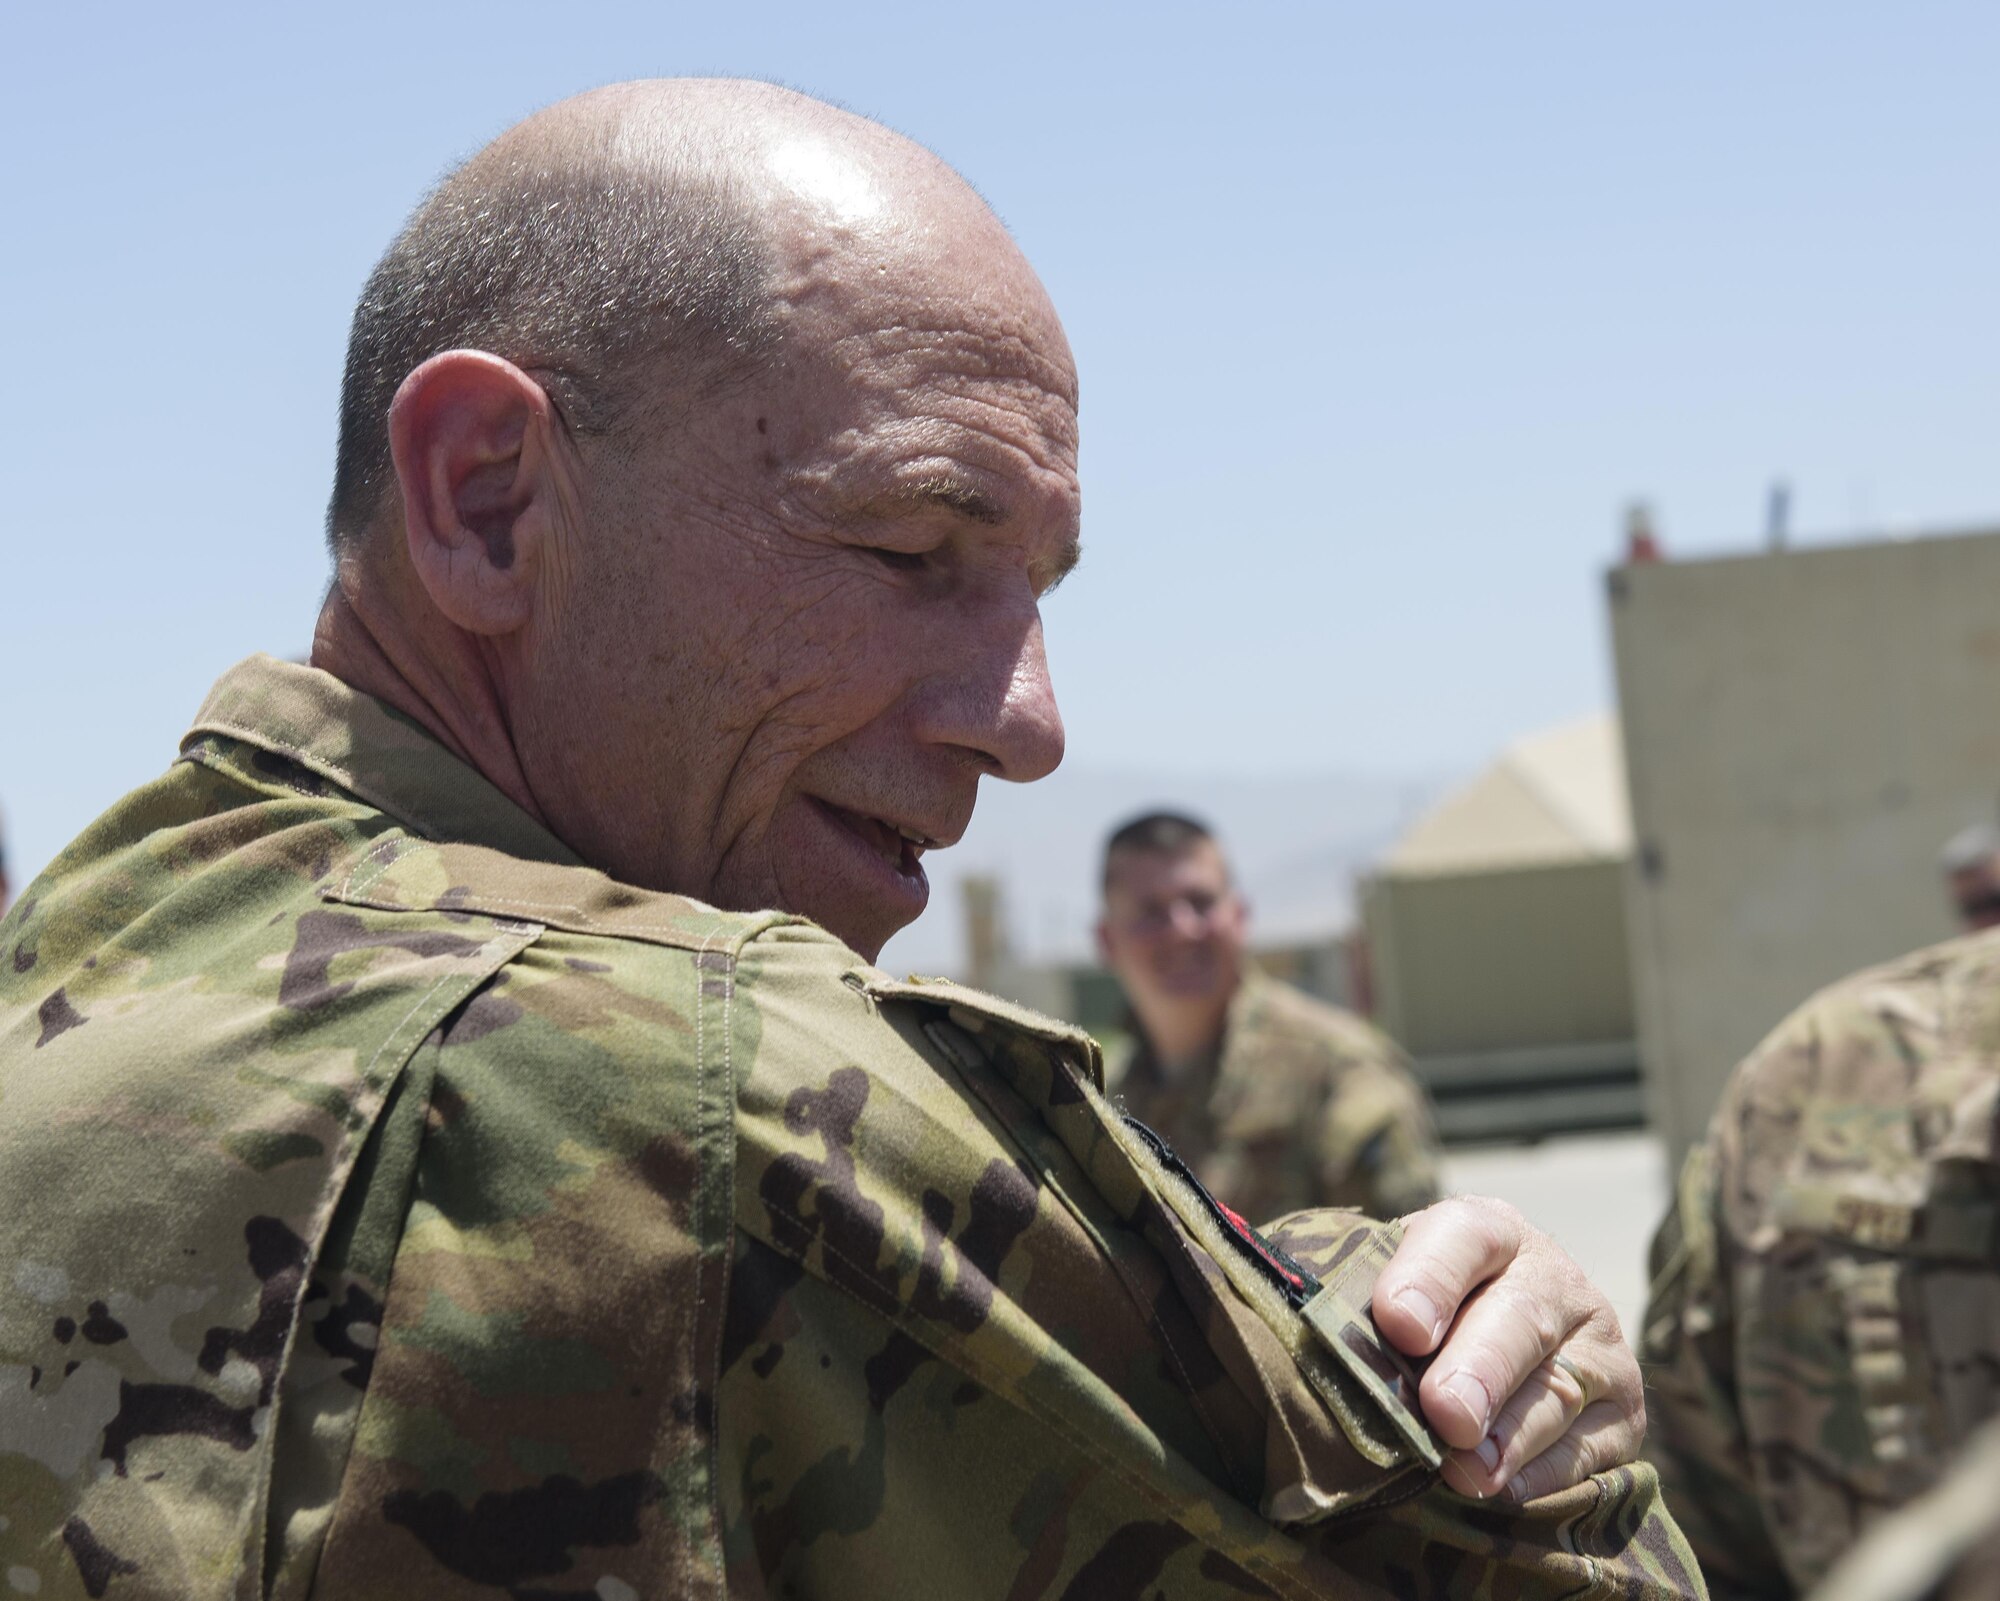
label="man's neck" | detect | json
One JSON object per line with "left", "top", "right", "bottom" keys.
{"left": 1131, "top": 988, "right": 1233, "bottom": 1076}
{"left": 311, "top": 578, "right": 549, "bottom": 831}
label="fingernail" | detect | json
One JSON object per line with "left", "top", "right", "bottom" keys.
{"left": 1474, "top": 1435, "right": 1501, "bottom": 1472}
{"left": 1503, "top": 1474, "right": 1529, "bottom": 1502}
{"left": 1442, "top": 1371, "right": 1492, "bottom": 1432}
{"left": 1395, "top": 1286, "right": 1442, "bottom": 1343}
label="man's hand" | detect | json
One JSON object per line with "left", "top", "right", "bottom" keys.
{"left": 1372, "top": 1196, "right": 1644, "bottom": 1503}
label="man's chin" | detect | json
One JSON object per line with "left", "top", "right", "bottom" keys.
{"left": 1150, "top": 971, "right": 1228, "bottom": 1005}
{"left": 771, "top": 803, "right": 935, "bottom": 960}
{"left": 805, "top": 901, "right": 905, "bottom": 964}
{"left": 757, "top": 875, "right": 921, "bottom": 965}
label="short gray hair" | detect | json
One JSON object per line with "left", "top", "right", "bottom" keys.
{"left": 325, "top": 152, "right": 777, "bottom": 554}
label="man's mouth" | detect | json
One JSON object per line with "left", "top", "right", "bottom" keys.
{"left": 812, "top": 799, "right": 941, "bottom": 881}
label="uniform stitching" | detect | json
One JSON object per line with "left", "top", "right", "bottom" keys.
{"left": 363, "top": 968, "right": 465, "bottom": 1085}
{"left": 693, "top": 922, "right": 720, "bottom": 1600}
{"left": 190, "top": 720, "right": 366, "bottom": 787}
{"left": 716, "top": 932, "right": 735, "bottom": 1601}
{"left": 342, "top": 841, "right": 438, "bottom": 903}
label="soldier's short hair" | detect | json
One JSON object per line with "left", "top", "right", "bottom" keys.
{"left": 1939, "top": 821, "right": 2000, "bottom": 875}
{"left": 325, "top": 147, "right": 778, "bottom": 555}
{"left": 1101, "top": 810, "right": 1219, "bottom": 893}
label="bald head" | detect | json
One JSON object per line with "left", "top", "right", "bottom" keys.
{"left": 327, "top": 79, "right": 1038, "bottom": 555}
{"left": 314, "top": 79, "right": 1078, "bottom": 958}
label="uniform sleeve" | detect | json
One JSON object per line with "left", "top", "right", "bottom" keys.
{"left": 723, "top": 1199, "right": 1709, "bottom": 1601}
{"left": 729, "top": 936, "right": 1705, "bottom": 1599}
{"left": 1262, "top": 1213, "right": 1707, "bottom": 1601}
{"left": 1306, "top": 1461, "right": 1704, "bottom": 1599}
{"left": 1638, "top": 1133, "right": 1795, "bottom": 1600}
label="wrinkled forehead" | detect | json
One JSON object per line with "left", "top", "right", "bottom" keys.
{"left": 755, "top": 138, "right": 1078, "bottom": 407}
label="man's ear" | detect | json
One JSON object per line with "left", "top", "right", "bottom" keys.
{"left": 387, "top": 350, "right": 570, "bottom": 636}
{"left": 1094, "top": 918, "right": 1114, "bottom": 968}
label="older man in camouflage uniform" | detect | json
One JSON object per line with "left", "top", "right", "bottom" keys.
{"left": 0, "top": 81, "right": 1701, "bottom": 1598}
{"left": 1641, "top": 928, "right": 2000, "bottom": 1599}
{"left": 1099, "top": 813, "right": 1441, "bottom": 1224}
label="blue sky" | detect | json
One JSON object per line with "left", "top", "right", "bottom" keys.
{"left": 6, "top": 1, "right": 1998, "bottom": 924}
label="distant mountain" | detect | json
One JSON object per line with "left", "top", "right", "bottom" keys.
{"left": 876, "top": 761, "right": 1459, "bottom": 978}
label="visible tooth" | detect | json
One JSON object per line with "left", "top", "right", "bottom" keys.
{"left": 896, "top": 825, "right": 928, "bottom": 845}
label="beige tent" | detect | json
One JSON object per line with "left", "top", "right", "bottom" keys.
{"left": 1364, "top": 715, "right": 1640, "bottom": 1138}
{"left": 1383, "top": 716, "right": 1631, "bottom": 877}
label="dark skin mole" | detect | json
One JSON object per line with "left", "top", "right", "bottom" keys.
{"left": 755, "top": 416, "right": 768, "bottom": 433}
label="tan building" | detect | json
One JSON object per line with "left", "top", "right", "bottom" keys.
{"left": 1610, "top": 524, "right": 2000, "bottom": 1167}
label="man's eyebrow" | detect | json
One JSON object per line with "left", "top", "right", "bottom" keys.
{"left": 838, "top": 474, "right": 1080, "bottom": 592}
{"left": 1036, "top": 535, "right": 1083, "bottom": 595}
{"left": 851, "top": 475, "right": 1006, "bottom": 526}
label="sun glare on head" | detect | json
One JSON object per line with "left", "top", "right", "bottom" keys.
{"left": 768, "top": 139, "right": 885, "bottom": 225}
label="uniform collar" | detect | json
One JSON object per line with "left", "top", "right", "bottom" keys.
{"left": 184, "top": 654, "right": 586, "bottom": 870}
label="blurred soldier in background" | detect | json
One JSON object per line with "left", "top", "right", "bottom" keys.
{"left": 1640, "top": 916, "right": 2000, "bottom": 1598}
{"left": 1098, "top": 811, "right": 1443, "bottom": 1222}
{"left": 1939, "top": 821, "right": 2000, "bottom": 930}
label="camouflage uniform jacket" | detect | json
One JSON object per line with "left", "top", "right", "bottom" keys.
{"left": 1108, "top": 972, "right": 1442, "bottom": 1226}
{"left": 1641, "top": 929, "right": 2000, "bottom": 1600}
{"left": 1, "top": 656, "right": 1702, "bottom": 1600}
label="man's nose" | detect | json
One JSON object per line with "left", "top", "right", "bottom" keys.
{"left": 990, "top": 613, "right": 1065, "bottom": 782}
{"left": 922, "top": 601, "right": 1065, "bottom": 784}
{"left": 1166, "top": 900, "right": 1209, "bottom": 940}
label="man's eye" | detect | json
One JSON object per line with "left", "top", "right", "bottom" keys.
{"left": 863, "top": 546, "right": 929, "bottom": 573}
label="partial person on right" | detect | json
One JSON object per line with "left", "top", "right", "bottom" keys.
{"left": 1640, "top": 825, "right": 2000, "bottom": 1597}
{"left": 1940, "top": 820, "right": 2000, "bottom": 931}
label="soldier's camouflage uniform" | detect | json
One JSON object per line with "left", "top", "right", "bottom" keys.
{"left": 1, "top": 656, "right": 1703, "bottom": 1599}
{"left": 1641, "top": 929, "right": 2000, "bottom": 1600}
{"left": 1108, "top": 972, "right": 1442, "bottom": 1226}
{"left": 1809, "top": 1412, "right": 2000, "bottom": 1601}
